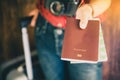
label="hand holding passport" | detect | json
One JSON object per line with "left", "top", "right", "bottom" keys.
{"left": 61, "top": 17, "right": 107, "bottom": 63}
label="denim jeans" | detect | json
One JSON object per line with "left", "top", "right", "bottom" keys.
{"left": 34, "top": 15, "right": 102, "bottom": 80}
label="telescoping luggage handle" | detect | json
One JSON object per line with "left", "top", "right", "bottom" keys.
{"left": 20, "top": 16, "right": 34, "bottom": 80}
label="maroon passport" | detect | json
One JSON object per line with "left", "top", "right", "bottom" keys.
{"left": 61, "top": 17, "right": 100, "bottom": 62}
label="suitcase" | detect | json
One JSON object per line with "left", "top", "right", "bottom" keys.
{"left": 0, "top": 15, "right": 44, "bottom": 80}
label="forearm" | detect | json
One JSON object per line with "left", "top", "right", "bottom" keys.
{"left": 89, "top": 0, "right": 111, "bottom": 17}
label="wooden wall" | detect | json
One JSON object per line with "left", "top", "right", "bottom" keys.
{"left": 0, "top": 0, "right": 37, "bottom": 63}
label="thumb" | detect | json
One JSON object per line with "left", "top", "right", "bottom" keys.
{"left": 79, "top": 19, "right": 88, "bottom": 29}
{"left": 28, "top": 9, "right": 39, "bottom": 27}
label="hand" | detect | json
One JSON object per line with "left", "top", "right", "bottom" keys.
{"left": 28, "top": 8, "right": 39, "bottom": 27}
{"left": 76, "top": 4, "right": 93, "bottom": 29}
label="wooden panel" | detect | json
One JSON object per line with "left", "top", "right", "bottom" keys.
{"left": 0, "top": 0, "right": 36, "bottom": 63}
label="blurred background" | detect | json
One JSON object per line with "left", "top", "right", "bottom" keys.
{"left": 0, "top": 0, "right": 37, "bottom": 64}
{"left": 0, "top": 0, "right": 120, "bottom": 80}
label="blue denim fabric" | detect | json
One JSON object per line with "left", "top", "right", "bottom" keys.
{"left": 34, "top": 15, "right": 102, "bottom": 80}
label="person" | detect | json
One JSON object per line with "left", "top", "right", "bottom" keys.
{"left": 28, "top": 0, "right": 111, "bottom": 80}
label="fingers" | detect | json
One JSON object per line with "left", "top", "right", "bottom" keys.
{"left": 79, "top": 18, "right": 88, "bottom": 29}
{"left": 75, "top": 4, "right": 93, "bottom": 29}
{"left": 28, "top": 9, "right": 39, "bottom": 27}
{"left": 76, "top": 12, "right": 90, "bottom": 29}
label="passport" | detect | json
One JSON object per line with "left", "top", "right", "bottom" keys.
{"left": 61, "top": 17, "right": 107, "bottom": 63}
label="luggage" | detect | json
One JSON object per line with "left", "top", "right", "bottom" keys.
{"left": 0, "top": 15, "right": 44, "bottom": 80}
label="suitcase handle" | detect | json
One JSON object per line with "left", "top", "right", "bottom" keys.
{"left": 20, "top": 16, "right": 34, "bottom": 80}
{"left": 20, "top": 16, "right": 33, "bottom": 28}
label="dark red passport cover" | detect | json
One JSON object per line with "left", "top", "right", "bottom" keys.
{"left": 61, "top": 17, "right": 100, "bottom": 62}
